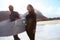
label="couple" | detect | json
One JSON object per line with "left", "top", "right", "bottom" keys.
{"left": 9, "top": 4, "right": 36, "bottom": 40}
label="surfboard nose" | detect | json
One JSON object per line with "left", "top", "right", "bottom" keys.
{"left": 0, "top": 11, "right": 10, "bottom": 21}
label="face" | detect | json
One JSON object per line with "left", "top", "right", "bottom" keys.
{"left": 9, "top": 5, "right": 14, "bottom": 12}
{"left": 27, "top": 5, "right": 32, "bottom": 12}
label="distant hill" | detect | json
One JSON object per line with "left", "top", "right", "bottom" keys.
{"left": 22, "top": 10, "right": 48, "bottom": 21}
{"left": 48, "top": 17, "right": 60, "bottom": 20}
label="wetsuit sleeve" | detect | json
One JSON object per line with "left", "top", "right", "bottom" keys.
{"left": 15, "top": 12, "right": 21, "bottom": 19}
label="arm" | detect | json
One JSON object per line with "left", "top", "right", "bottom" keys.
{"left": 15, "top": 12, "right": 21, "bottom": 19}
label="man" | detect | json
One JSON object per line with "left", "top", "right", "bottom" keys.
{"left": 9, "top": 5, "right": 20, "bottom": 40}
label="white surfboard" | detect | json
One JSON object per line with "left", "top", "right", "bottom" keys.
{"left": 0, "top": 19, "right": 25, "bottom": 37}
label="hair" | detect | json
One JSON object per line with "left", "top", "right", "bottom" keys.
{"left": 9, "top": 5, "right": 13, "bottom": 8}
{"left": 27, "top": 4, "right": 35, "bottom": 14}
{"left": 8, "top": 5, "right": 14, "bottom": 12}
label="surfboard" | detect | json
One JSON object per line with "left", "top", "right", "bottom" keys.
{"left": 0, "top": 19, "right": 25, "bottom": 37}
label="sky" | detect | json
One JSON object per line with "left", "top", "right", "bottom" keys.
{"left": 0, "top": 0, "right": 60, "bottom": 18}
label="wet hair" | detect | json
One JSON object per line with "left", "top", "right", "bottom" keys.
{"left": 9, "top": 5, "right": 13, "bottom": 8}
{"left": 27, "top": 4, "right": 34, "bottom": 11}
{"left": 9, "top": 5, "right": 14, "bottom": 11}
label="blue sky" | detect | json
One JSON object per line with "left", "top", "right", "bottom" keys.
{"left": 39, "top": 0, "right": 60, "bottom": 18}
{"left": 0, "top": 0, "right": 60, "bottom": 18}
{"left": 40, "top": 0, "right": 60, "bottom": 6}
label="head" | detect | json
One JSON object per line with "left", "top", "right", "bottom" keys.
{"left": 9, "top": 5, "right": 14, "bottom": 12}
{"left": 27, "top": 4, "right": 34, "bottom": 12}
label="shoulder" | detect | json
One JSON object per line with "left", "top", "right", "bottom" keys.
{"left": 13, "top": 11, "right": 19, "bottom": 15}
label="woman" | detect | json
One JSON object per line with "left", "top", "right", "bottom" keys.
{"left": 25, "top": 4, "right": 36, "bottom": 40}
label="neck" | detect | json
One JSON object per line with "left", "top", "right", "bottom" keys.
{"left": 10, "top": 11, "right": 13, "bottom": 12}
{"left": 29, "top": 11, "right": 35, "bottom": 14}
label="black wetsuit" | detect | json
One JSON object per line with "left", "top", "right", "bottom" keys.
{"left": 25, "top": 12, "right": 36, "bottom": 40}
{"left": 9, "top": 11, "right": 20, "bottom": 40}
{"left": 10, "top": 11, "right": 20, "bottom": 21}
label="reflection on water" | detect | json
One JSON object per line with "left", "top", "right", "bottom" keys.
{"left": 0, "top": 23, "right": 60, "bottom": 40}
